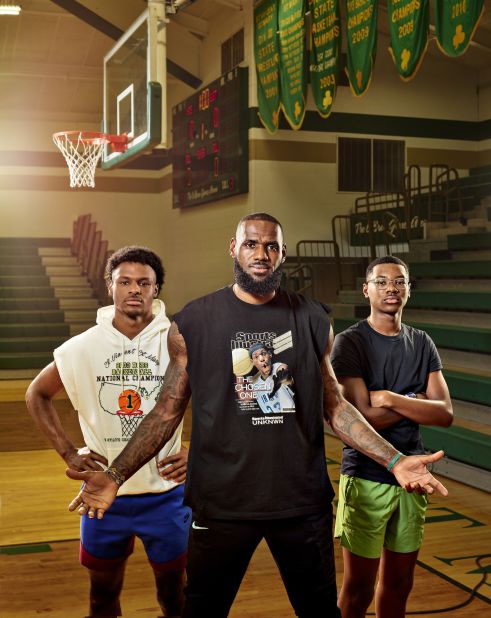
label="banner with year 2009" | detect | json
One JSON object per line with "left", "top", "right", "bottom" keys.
{"left": 309, "top": 0, "right": 341, "bottom": 118}
{"left": 278, "top": 0, "right": 307, "bottom": 129}
{"left": 388, "top": 0, "right": 429, "bottom": 81}
{"left": 254, "top": 0, "right": 281, "bottom": 133}
{"left": 346, "top": 0, "right": 378, "bottom": 97}
{"left": 434, "top": 0, "right": 484, "bottom": 57}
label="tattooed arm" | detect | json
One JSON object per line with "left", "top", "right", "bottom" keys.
{"left": 66, "top": 321, "right": 191, "bottom": 519}
{"left": 323, "top": 327, "right": 448, "bottom": 496}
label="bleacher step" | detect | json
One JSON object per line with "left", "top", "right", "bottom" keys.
{"left": 439, "top": 349, "right": 491, "bottom": 376}
{"left": 452, "top": 399, "right": 491, "bottom": 426}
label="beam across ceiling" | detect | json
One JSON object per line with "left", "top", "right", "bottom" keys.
{"left": 50, "top": 0, "right": 201, "bottom": 88}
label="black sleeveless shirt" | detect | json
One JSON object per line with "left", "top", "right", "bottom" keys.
{"left": 174, "top": 286, "right": 334, "bottom": 519}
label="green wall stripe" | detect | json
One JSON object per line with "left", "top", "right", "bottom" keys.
{"left": 249, "top": 108, "right": 490, "bottom": 141}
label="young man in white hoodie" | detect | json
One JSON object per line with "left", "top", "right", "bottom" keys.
{"left": 26, "top": 246, "right": 190, "bottom": 618}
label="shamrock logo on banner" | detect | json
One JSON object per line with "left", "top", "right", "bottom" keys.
{"left": 452, "top": 25, "right": 466, "bottom": 50}
{"left": 388, "top": 0, "right": 429, "bottom": 81}
{"left": 434, "top": 0, "right": 484, "bottom": 57}
{"left": 309, "top": 0, "right": 341, "bottom": 117}
{"left": 346, "top": 0, "right": 378, "bottom": 97}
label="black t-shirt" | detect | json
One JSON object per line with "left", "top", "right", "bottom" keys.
{"left": 331, "top": 319, "right": 442, "bottom": 485}
{"left": 174, "top": 286, "right": 334, "bottom": 519}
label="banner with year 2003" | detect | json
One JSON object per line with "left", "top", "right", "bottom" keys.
{"left": 346, "top": 0, "right": 378, "bottom": 97}
{"left": 278, "top": 0, "right": 307, "bottom": 129}
{"left": 309, "top": 0, "right": 341, "bottom": 118}
{"left": 434, "top": 0, "right": 484, "bottom": 57}
{"left": 388, "top": 0, "right": 429, "bottom": 81}
{"left": 254, "top": 0, "right": 281, "bottom": 133}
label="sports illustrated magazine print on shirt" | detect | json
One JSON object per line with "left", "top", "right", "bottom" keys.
{"left": 232, "top": 329, "right": 295, "bottom": 424}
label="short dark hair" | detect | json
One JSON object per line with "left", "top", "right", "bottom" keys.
{"left": 249, "top": 342, "right": 272, "bottom": 358}
{"left": 238, "top": 212, "right": 283, "bottom": 235}
{"left": 105, "top": 246, "right": 165, "bottom": 292}
{"left": 366, "top": 255, "right": 409, "bottom": 280}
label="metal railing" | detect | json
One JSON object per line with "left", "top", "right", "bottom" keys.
{"left": 282, "top": 263, "right": 314, "bottom": 296}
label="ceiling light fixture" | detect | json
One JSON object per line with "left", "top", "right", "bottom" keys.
{"left": 0, "top": 4, "right": 22, "bottom": 15}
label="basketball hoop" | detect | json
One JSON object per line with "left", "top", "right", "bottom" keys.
{"left": 53, "top": 131, "right": 128, "bottom": 188}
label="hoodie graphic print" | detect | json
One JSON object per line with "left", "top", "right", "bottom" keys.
{"left": 54, "top": 299, "right": 183, "bottom": 495}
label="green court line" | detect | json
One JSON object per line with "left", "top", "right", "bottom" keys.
{"left": 416, "top": 558, "right": 491, "bottom": 606}
{"left": 0, "top": 543, "right": 52, "bottom": 555}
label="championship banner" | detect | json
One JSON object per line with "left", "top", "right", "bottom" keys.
{"left": 254, "top": 0, "right": 280, "bottom": 133}
{"left": 309, "top": 0, "right": 341, "bottom": 118}
{"left": 388, "top": 0, "right": 429, "bottom": 81}
{"left": 434, "top": 0, "right": 484, "bottom": 57}
{"left": 346, "top": 0, "right": 378, "bottom": 97}
{"left": 278, "top": 0, "right": 307, "bottom": 129}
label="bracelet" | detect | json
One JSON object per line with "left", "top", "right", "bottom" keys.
{"left": 105, "top": 466, "right": 125, "bottom": 487}
{"left": 386, "top": 452, "right": 403, "bottom": 472}
{"left": 405, "top": 392, "right": 417, "bottom": 398}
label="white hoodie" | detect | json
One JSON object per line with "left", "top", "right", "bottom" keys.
{"left": 54, "top": 299, "right": 183, "bottom": 495}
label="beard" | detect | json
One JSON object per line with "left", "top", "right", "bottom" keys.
{"left": 234, "top": 259, "right": 283, "bottom": 296}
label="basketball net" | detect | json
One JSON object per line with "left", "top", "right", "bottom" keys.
{"left": 53, "top": 131, "right": 107, "bottom": 188}
{"left": 117, "top": 412, "right": 143, "bottom": 439}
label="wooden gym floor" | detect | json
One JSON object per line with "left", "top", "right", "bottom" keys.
{"left": 0, "top": 383, "right": 490, "bottom": 617}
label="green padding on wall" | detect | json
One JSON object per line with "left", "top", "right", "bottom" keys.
{"left": 0, "top": 287, "right": 54, "bottom": 298}
{"left": 0, "top": 299, "right": 60, "bottom": 311}
{"left": 409, "top": 291, "right": 491, "bottom": 312}
{"left": 421, "top": 425, "right": 491, "bottom": 471}
{"left": 414, "top": 323, "right": 491, "bottom": 354}
{"left": 0, "top": 352, "right": 53, "bottom": 369}
{"left": 0, "top": 544, "right": 52, "bottom": 555}
{"left": 0, "top": 276, "right": 50, "bottom": 287}
{"left": 2, "top": 266, "right": 46, "bottom": 276}
{"left": 1, "top": 256, "right": 43, "bottom": 266}
{"left": 0, "top": 337, "right": 68, "bottom": 353}
{"left": 410, "top": 260, "right": 491, "bottom": 278}
{"left": 333, "top": 318, "right": 491, "bottom": 354}
{"left": 0, "top": 310, "right": 65, "bottom": 324}
{"left": 0, "top": 323, "right": 69, "bottom": 337}
{"left": 443, "top": 370, "right": 491, "bottom": 407}
{"left": 447, "top": 232, "right": 491, "bottom": 251}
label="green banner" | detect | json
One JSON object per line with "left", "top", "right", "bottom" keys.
{"left": 388, "top": 0, "right": 429, "bottom": 81}
{"left": 434, "top": 0, "right": 484, "bottom": 57}
{"left": 278, "top": 0, "right": 307, "bottom": 129}
{"left": 346, "top": 0, "right": 378, "bottom": 97}
{"left": 254, "top": 0, "right": 280, "bottom": 133}
{"left": 309, "top": 0, "right": 341, "bottom": 118}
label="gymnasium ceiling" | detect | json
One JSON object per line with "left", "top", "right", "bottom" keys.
{"left": 1, "top": 0, "right": 490, "bottom": 126}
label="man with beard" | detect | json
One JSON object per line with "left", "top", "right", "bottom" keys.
{"left": 65, "top": 214, "right": 449, "bottom": 618}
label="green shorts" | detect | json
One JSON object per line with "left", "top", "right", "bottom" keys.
{"left": 334, "top": 474, "right": 428, "bottom": 559}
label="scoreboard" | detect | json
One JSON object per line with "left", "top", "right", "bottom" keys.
{"left": 172, "top": 67, "right": 249, "bottom": 208}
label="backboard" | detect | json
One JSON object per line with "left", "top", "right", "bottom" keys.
{"left": 102, "top": 2, "right": 167, "bottom": 169}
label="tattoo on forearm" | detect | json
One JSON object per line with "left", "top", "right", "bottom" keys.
{"left": 112, "top": 322, "right": 191, "bottom": 479}
{"left": 321, "top": 356, "right": 394, "bottom": 466}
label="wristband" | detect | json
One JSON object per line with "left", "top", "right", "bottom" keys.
{"left": 406, "top": 392, "right": 417, "bottom": 398}
{"left": 386, "top": 452, "right": 403, "bottom": 472}
{"left": 105, "top": 466, "right": 125, "bottom": 487}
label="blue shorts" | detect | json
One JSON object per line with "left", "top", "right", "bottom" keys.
{"left": 80, "top": 484, "right": 191, "bottom": 572}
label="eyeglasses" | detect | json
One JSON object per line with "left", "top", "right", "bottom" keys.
{"left": 366, "top": 278, "right": 410, "bottom": 290}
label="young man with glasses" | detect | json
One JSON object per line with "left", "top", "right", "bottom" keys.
{"left": 331, "top": 255, "right": 453, "bottom": 618}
